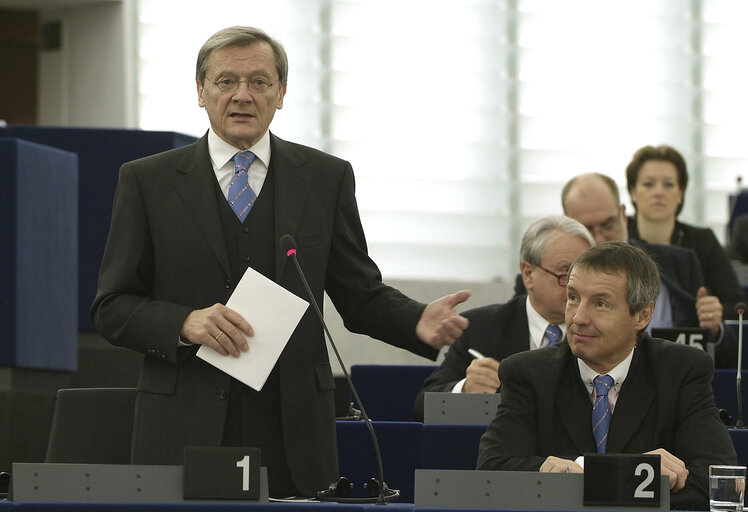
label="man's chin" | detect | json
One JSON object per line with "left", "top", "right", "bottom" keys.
{"left": 224, "top": 131, "right": 261, "bottom": 150}
{"left": 568, "top": 340, "right": 585, "bottom": 357}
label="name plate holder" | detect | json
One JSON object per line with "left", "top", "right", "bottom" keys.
{"left": 414, "top": 469, "right": 669, "bottom": 511}
{"left": 10, "top": 463, "right": 269, "bottom": 503}
{"left": 423, "top": 392, "right": 501, "bottom": 425}
{"left": 651, "top": 327, "right": 712, "bottom": 358}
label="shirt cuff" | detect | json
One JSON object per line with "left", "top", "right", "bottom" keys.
{"left": 452, "top": 378, "right": 467, "bottom": 393}
{"left": 713, "top": 322, "right": 725, "bottom": 345}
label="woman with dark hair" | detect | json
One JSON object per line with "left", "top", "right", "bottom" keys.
{"left": 625, "top": 144, "right": 745, "bottom": 319}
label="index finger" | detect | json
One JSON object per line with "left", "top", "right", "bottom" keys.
{"left": 223, "top": 308, "right": 254, "bottom": 337}
{"left": 474, "top": 357, "right": 500, "bottom": 371}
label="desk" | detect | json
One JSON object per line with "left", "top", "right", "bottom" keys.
{"left": 0, "top": 502, "right": 414, "bottom": 511}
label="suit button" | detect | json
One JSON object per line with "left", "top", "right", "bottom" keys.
{"left": 242, "top": 227, "right": 249, "bottom": 234}
{"left": 225, "top": 280, "right": 231, "bottom": 289}
{"left": 218, "top": 390, "right": 227, "bottom": 400}
{"left": 242, "top": 255, "right": 251, "bottom": 262}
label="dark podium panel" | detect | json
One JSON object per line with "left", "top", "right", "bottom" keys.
{"left": 0, "top": 138, "right": 78, "bottom": 371}
{"left": 350, "top": 364, "right": 437, "bottom": 422}
{"left": 0, "top": 126, "right": 196, "bottom": 330}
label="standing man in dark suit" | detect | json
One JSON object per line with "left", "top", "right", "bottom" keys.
{"left": 477, "top": 241, "right": 736, "bottom": 510}
{"left": 413, "top": 215, "right": 594, "bottom": 421}
{"left": 561, "top": 172, "right": 737, "bottom": 369}
{"left": 91, "top": 26, "right": 470, "bottom": 498}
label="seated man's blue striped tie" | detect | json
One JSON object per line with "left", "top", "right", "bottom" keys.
{"left": 229, "top": 151, "right": 257, "bottom": 222}
{"left": 544, "top": 324, "right": 562, "bottom": 346}
{"left": 592, "top": 374, "right": 614, "bottom": 453}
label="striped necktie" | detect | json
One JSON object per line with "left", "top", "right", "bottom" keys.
{"left": 229, "top": 151, "right": 257, "bottom": 222}
{"left": 592, "top": 374, "right": 614, "bottom": 453}
{"left": 544, "top": 324, "right": 562, "bottom": 346}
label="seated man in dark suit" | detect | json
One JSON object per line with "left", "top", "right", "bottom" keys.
{"left": 413, "top": 215, "right": 594, "bottom": 421}
{"left": 477, "top": 241, "right": 737, "bottom": 510}
{"left": 728, "top": 213, "right": 748, "bottom": 263}
{"left": 561, "top": 172, "right": 737, "bottom": 369}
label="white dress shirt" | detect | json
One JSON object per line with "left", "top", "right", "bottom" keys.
{"left": 207, "top": 128, "right": 271, "bottom": 198}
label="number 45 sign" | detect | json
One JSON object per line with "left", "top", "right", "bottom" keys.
{"left": 584, "top": 453, "right": 663, "bottom": 507}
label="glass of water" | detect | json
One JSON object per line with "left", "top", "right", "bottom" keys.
{"left": 710, "top": 465, "right": 746, "bottom": 512}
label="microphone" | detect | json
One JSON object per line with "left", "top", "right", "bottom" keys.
{"left": 280, "top": 234, "right": 398, "bottom": 504}
{"left": 736, "top": 302, "right": 746, "bottom": 428}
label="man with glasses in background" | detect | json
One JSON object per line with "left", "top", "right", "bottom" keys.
{"left": 414, "top": 215, "right": 594, "bottom": 421}
{"left": 561, "top": 172, "right": 736, "bottom": 368}
{"left": 92, "top": 26, "right": 470, "bottom": 498}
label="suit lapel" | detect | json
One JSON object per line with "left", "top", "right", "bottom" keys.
{"left": 606, "top": 345, "right": 655, "bottom": 452}
{"left": 501, "top": 296, "right": 533, "bottom": 356}
{"left": 172, "top": 135, "right": 231, "bottom": 277}
{"left": 269, "top": 134, "right": 314, "bottom": 280}
{"left": 556, "top": 350, "right": 597, "bottom": 454}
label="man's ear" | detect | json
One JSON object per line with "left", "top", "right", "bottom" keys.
{"left": 277, "top": 82, "right": 287, "bottom": 109}
{"left": 197, "top": 80, "right": 205, "bottom": 108}
{"left": 520, "top": 261, "right": 534, "bottom": 291}
{"left": 634, "top": 302, "right": 654, "bottom": 331}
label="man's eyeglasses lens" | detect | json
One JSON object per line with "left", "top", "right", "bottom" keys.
{"left": 212, "top": 78, "right": 275, "bottom": 94}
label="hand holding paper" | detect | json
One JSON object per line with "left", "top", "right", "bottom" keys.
{"left": 181, "top": 303, "right": 252, "bottom": 357}
{"left": 197, "top": 267, "right": 309, "bottom": 391}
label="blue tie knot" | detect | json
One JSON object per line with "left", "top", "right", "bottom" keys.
{"left": 544, "top": 324, "right": 562, "bottom": 346}
{"left": 234, "top": 151, "right": 256, "bottom": 173}
{"left": 594, "top": 374, "right": 614, "bottom": 397}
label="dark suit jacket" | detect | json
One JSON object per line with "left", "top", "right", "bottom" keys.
{"left": 629, "top": 217, "right": 747, "bottom": 320}
{"left": 91, "top": 133, "right": 437, "bottom": 496}
{"left": 477, "top": 336, "right": 737, "bottom": 510}
{"left": 727, "top": 214, "right": 748, "bottom": 263}
{"left": 413, "top": 295, "right": 531, "bottom": 421}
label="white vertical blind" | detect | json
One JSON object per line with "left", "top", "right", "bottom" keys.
{"left": 135, "top": 0, "right": 740, "bottom": 283}
{"left": 328, "top": 0, "right": 515, "bottom": 279}
{"left": 517, "top": 0, "right": 698, "bottom": 229}
{"left": 701, "top": 0, "right": 748, "bottom": 238}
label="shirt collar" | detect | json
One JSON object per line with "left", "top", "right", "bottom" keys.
{"left": 207, "top": 129, "right": 271, "bottom": 170}
{"left": 525, "top": 296, "right": 566, "bottom": 349}
{"left": 577, "top": 345, "right": 635, "bottom": 394}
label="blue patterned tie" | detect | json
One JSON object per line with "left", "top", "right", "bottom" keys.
{"left": 229, "top": 151, "right": 257, "bottom": 222}
{"left": 544, "top": 324, "right": 562, "bottom": 346}
{"left": 592, "top": 374, "right": 614, "bottom": 453}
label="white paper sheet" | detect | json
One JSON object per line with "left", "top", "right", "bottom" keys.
{"left": 196, "top": 266, "right": 309, "bottom": 391}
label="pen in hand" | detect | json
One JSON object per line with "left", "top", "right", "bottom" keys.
{"left": 468, "top": 348, "right": 486, "bottom": 359}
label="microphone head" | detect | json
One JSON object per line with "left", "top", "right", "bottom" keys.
{"left": 280, "top": 234, "right": 297, "bottom": 257}
{"left": 737, "top": 303, "right": 747, "bottom": 315}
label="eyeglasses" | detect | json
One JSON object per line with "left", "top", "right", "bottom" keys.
{"left": 209, "top": 77, "right": 278, "bottom": 94}
{"left": 586, "top": 216, "right": 622, "bottom": 240}
{"left": 536, "top": 265, "right": 568, "bottom": 287}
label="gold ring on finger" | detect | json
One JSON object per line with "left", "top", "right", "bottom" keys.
{"left": 708, "top": 312, "right": 713, "bottom": 320}
{"left": 564, "top": 465, "right": 570, "bottom": 473}
{"left": 215, "top": 331, "right": 224, "bottom": 341}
